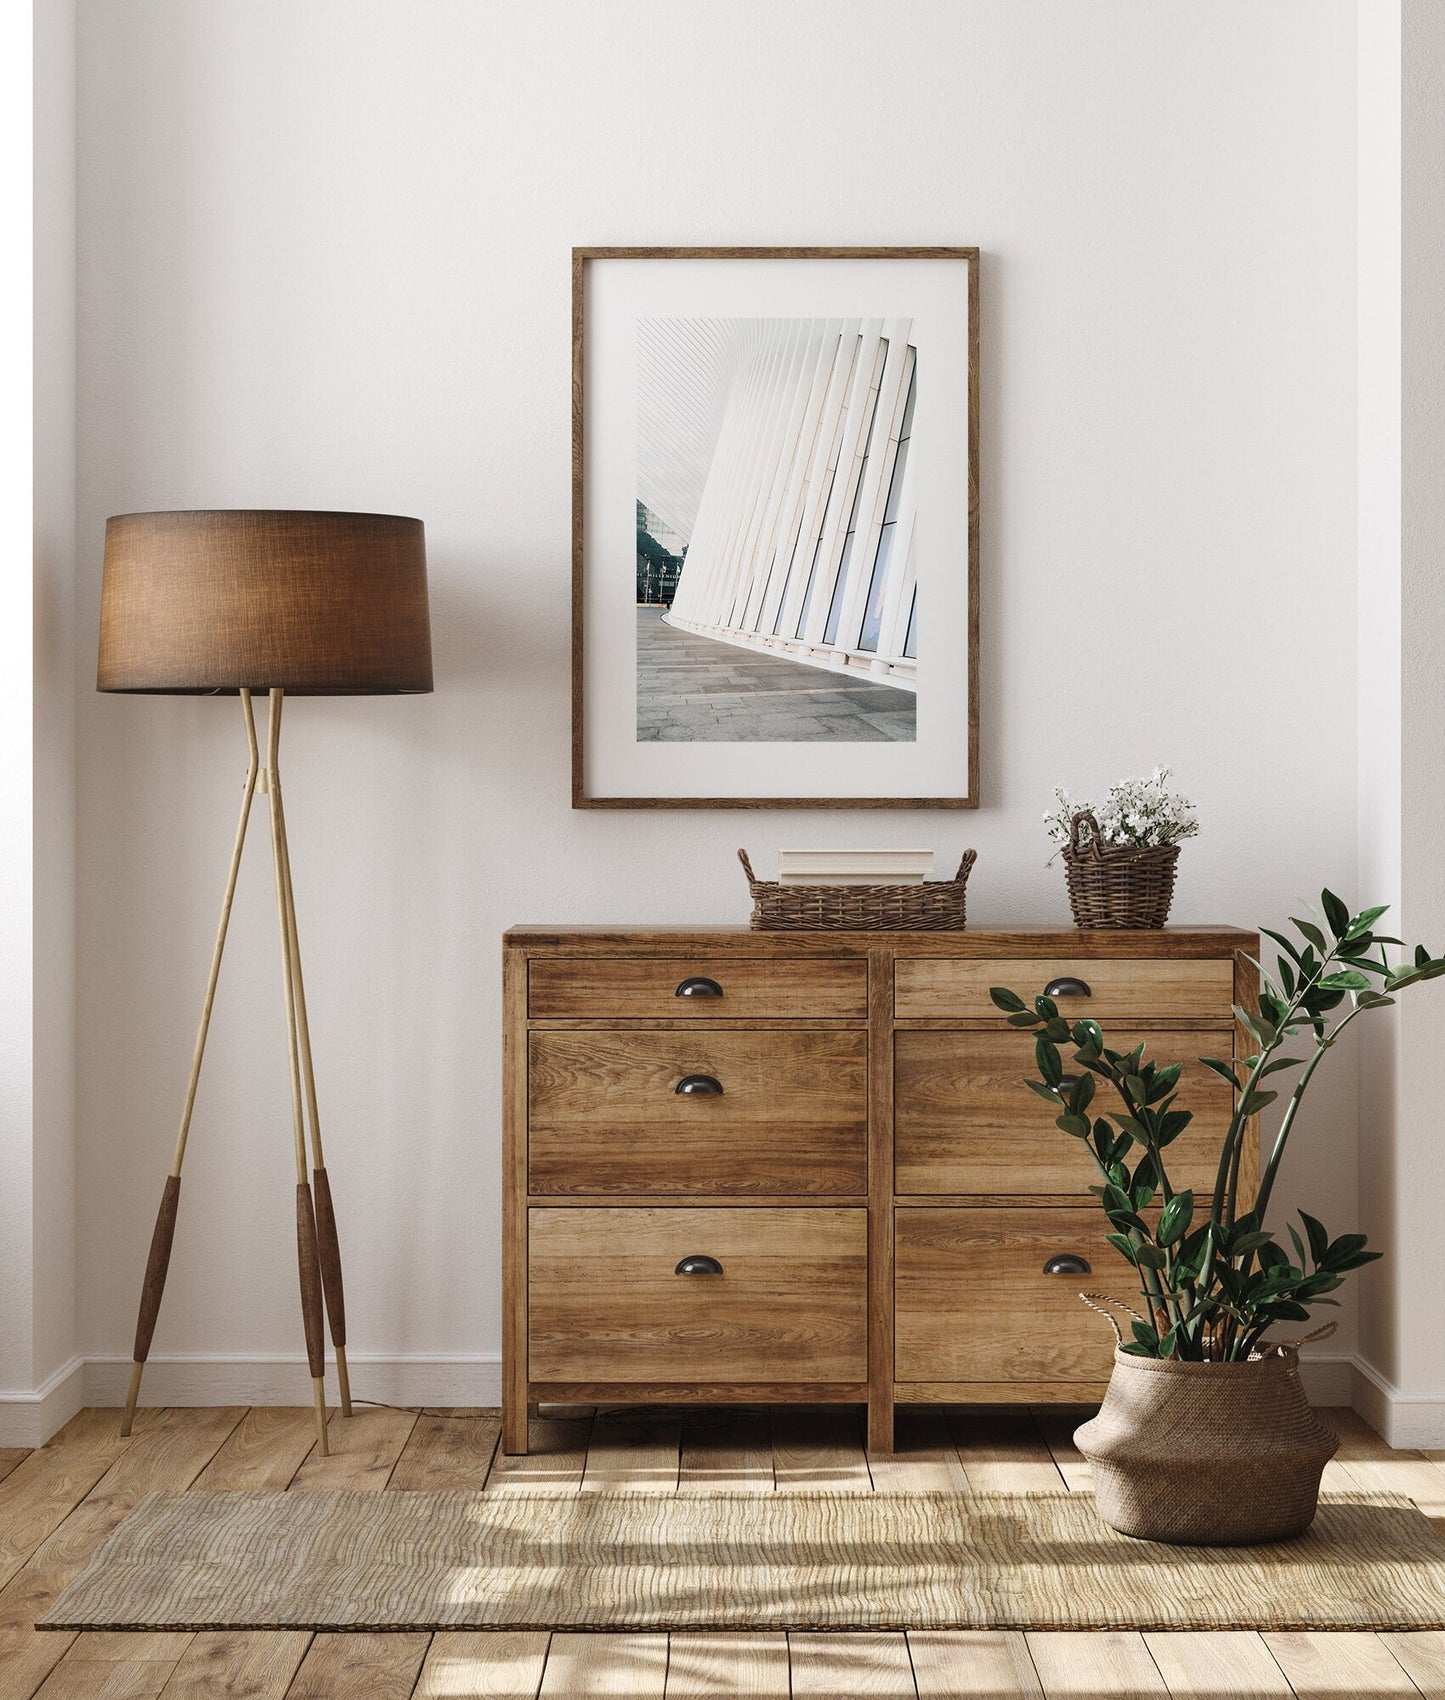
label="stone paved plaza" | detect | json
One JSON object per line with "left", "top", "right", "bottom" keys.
{"left": 636, "top": 608, "right": 916, "bottom": 742}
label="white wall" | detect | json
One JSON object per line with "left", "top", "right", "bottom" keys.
{"left": 70, "top": 1, "right": 1361, "bottom": 1406}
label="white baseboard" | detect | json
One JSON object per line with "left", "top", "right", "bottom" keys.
{"left": 0, "top": 1356, "right": 86, "bottom": 1447}
{"left": 78, "top": 1353, "right": 503, "bottom": 1413}
{"left": 6, "top": 1349, "right": 1443, "bottom": 1449}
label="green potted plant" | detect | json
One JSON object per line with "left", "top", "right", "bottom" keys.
{"left": 992, "top": 890, "right": 1444, "bottom": 1545}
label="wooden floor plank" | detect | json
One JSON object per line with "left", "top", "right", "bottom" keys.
{"left": 389, "top": 1413, "right": 501, "bottom": 1494}
{"left": 788, "top": 1632, "right": 915, "bottom": 1696}
{"left": 771, "top": 1410, "right": 872, "bottom": 1491}
{"left": 157, "top": 1628, "right": 312, "bottom": 1699}
{"left": 1379, "top": 1631, "right": 1445, "bottom": 1696}
{"left": 909, "top": 1630, "right": 1044, "bottom": 1697}
{"left": 1030, "top": 1409, "right": 1094, "bottom": 1494}
{"left": 579, "top": 1419, "right": 680, "bottom": 1494}
{"left": 484, "top": 1418, "right": 593, "bottom": 1497}
{"left": 1324, "top": 1408, "right": 1408, "bottom": 1461}
{"left": 0, "top": 1409, "right": 132, "bottom": 1591}
{"left": 677, "top": 1414, "right": 774, "bottom": 1492}
{"left": 283, "top": 1631, "right": 430, "bottom": 1699}
{"left": 287, "top": 1407, "right": 417, "bottom": 1493}
{"left": 1262, "top": 1632, "right": 1424, "bottom": 1698}
{"left": 0, "top": 1408, "right": 245, "bottom": 1700}
{"left": 949, "top": 1411, "right": 1065, "bottom": 1494}
{"left": 538, "top": 1633, "right": 669, "bottom": 1698}
{"left": 33, "top": 1631, "right": 193, "bottom": 1700}
{"left": 413, "top": 1631, "right": 551, "bottom": 1699}
{"left": 1025, "top": 1632, "right": 1167, "bottom": 1698}
{"left": 0, "top": 1451, "right": 30, "bottom": 1486}
{"left": 1143, "top": 1632, "right": 1292, "bottom": 1697}
{"left": 194, "top": 1409, "right": 319, "bottom": 1491}
{"left": 867, "top": 1410, "right": 969, "bottom": 1493}
{"left": 664, "top": 1633, "right": 789, "bottom": 1697}
{"left": 1331, "top": 1451, "right": 1445, "bottom": 1517}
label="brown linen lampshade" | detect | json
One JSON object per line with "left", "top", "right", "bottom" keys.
{"left": 98, "top": 509, "right": 433, "bottom": 694}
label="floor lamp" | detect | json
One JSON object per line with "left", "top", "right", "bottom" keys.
{"left": 98, "top": 510, "right": 432, "bottom": 1455}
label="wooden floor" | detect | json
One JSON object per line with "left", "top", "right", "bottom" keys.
{"left": 0, "top": 1402, "right": 1442, "bottom": 1699}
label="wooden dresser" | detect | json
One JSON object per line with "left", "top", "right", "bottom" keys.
{"left": 502, "top": 925, "right": 1258, "bottom": 1453}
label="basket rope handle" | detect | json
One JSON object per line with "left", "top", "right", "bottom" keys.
{"left": 737, "top": 848, "right": 757, "bottom": 885}
{"left": 953, "top": 848, "right": 978, "bottom": 883}
{"left": 1258, "top": 1320, "right": 1338, "bottom": 1357}
{"left": 1069, "top": 811, "right": 1105, "bottom": 861}
{"left": 1078, "top": 1291, "right": 1147, "bottom": 1345}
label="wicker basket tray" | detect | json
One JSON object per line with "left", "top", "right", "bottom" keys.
{"left": 1062, "top": 810, "right": 1179, "bottom": 930}
{"left": 739, "top": 848, "right": 977, "bottom": 932}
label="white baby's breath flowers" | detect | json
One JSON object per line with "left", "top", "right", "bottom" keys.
{"left": 1045, "top": 768, "right": 1200, "bottom": 859}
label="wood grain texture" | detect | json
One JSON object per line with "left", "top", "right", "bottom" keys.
{"left": 866, "top": 1410, "right": 968, "bottom": 1492}
{"left": 895, "top": 957, "right": 1235, "bottom": 1022}
{"left": 663, "top": 1633, "right": 789, "bottom": 1697}
{"left": 1143, "top": 1632, "right": 1292, "bottom": 1697}
{"left": 158, "top": 1629, "right": 312, "bottom": 1699}
{"left": 1260, "top": 1631, "right": 1423, "bottom": 1698}
{"left": 528, "top": 1207, "right": 867, "bottom": 1384}
{"left": 894, "top": 1028, "right": 1233, "bottom": 1196}
{"left": 867, "top": 946, "right": 894, "bottom": 1454}
{"left": 484, "top": 1416, "right": 593, "bottom": 1496}
{"left": 527, "top": 1029, "right": 866, "bottom": 1196}
{"left": 1025, "top": 1632, "right": 1167, "bottom": 1697}
{"left": 285, "top": 1631, "right": 430, "bottom": 1700}
{"left": 0, "top": 1410, "right": 129, "bottom": 1592}
{"left": 33, "top": 1630, "right": 193, "bottom": 1699}
{"left": 677, "top": 1413, "right": 774, "bottom": 1491}
{"left": 194, "top": 1407, "right": 319, "bottom": 1491}
{"left": 788, "top": 1632, "right": 916, "bottom": 1695}
{"left": 1378, "top": 1631, "right": 1445, "bottom": 1695}
{"left": 508, "top": 926, "right": 1256, "bottom": 955}
{"left": 502, "top": 940, "right": 529, "bottom": 1454}
{"left": 571, "top": 247, "right": 979, "bottom": 810}
{"left": 896, "top": 1208, "right": 1140, "bottom": 1384}
{"left": 579, "top": 1419, "right": 681, "bottom": 1492}
{"left": 771, "top": 1409, "right": 872, "bottom": 1492}
{"left": 130, "top": 1175, "right": 181, "bottom": 1363}
{"left": 539, "top": 1632, "right": 669, "bottom": 1698}
{"left": 909, "top": 1631, "right": 1045, "bottom": 1698}
{"left": 415, "top": 1631, "right": 551, "bottom": 1699}
{"left": 947, "top": 1409, "right": 1067, "bottom": 1494}
{"left": 388, "top": 1413, "right": 501, "bottom": 1494}
{"left": 287, "top": 1406, "right": 416, "bottom": 1493}
{"left": 528, "top": 956, "right": 867, "bottom": 1019}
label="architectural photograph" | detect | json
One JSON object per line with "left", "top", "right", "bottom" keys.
{"left": 9, "top": 3, "right": 1445, "bottom": 1698}
{"left": 635, "top": 316, "right": 919, "bottom": 744}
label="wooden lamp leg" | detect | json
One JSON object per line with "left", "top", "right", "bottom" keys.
{"left": 121, "top": 691, "right": 260, "bottom": 1438}
{"left": 274, "top": 775, "right": 352, "bottom": 1417}
{"left": 265, "top": 690, "right": 330, "bottom": 1456}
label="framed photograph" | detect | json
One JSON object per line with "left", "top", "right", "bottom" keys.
{"left": 572, "top": 246, "right": 978, "bottom": 808}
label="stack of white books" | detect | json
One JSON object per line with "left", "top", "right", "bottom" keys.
{"left": 777, "top": 849, "right": 935, "bottom": 886}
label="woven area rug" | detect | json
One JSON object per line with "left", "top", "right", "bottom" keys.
{"left": 41, "top": 1489, "right": 1445, "bottom": 1633}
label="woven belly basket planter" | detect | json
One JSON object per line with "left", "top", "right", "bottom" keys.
{"left": 1073, "top": 1299, "right": 1339, "bottom": 1546}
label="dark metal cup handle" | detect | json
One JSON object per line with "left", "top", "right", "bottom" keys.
{"left": 675, "top": 976, "right": 724, "bottom": 998}
{"left": 675, "top": 1074, "right": 723, "bottom": 1095}
{"left": 1043, "top": 1254, "right": 1092, "bottom": 1276}
{"left": 1044, "top": 976, "right": 1092, "bottom": 999}
{"left": 675, "top": 1255, "right": 723, "bottom": 1276}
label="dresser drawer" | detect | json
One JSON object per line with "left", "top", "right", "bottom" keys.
{"left": 895, "top": 1027, "right": 1234, "bottom": 1196}
{"left": 529, "top": 956, "right": 867, "bottom": 1020}
{"left": 894, "top": 956, "right": 1234, "bottom": 1023}
{"left": 528, "top": 1029, "right": 867, "bottom": 1195}
{"left": 895, "top": 1206, "right": 1138, "bottom": 1384}
{"left": 528, "top": 1206, "right": 868, "bottom": 1383}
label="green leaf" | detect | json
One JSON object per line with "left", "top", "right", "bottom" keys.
{"left": 1262, "top": 926, "right": 1303, "bottom": 965}
{"left": 1257, "top": 1054, "right": 1304, "bottom": 1078}
{"left": 1035, "top": 1036, "right": 1063, "bottom": 1087}
{"left": 1007, "top": 1010, "right": 1040, "bottom": 1027}
{"left": 1034, "top": 994, "right": 1059, "bottom": 1021}
{"left": 989, "top": 987, "right": 1026, "bottom": 1013}
{"left": 1199, "top": 1056, "right": 1242, "bottom": 1090}
{"left": 1068, "top": 1073, "right": 1096, "bottom": 1114}
{"left": 1055, "top": 1113, "right": 1091, "bottom": 1138}
{"left": 1025, "top": 1079, "right": 1061, "bottom": 1104}
{"left": 1318, "top": 969, "right": 1370, "bottom": 992}
{"left": 1300, "top": 1210, "right": 1329, "bottom": 1266}
{"left": 1104, "top": 1232, "right": 1139, "bottom": 1263}
{"left": 1231, "top": 1230, "right": 1273, "bottom": 1256}
{"left": 1321, "top": 889, "right": 1350, "bottom": 939}
{"left": 1158, "top": 1190, "right": 1194, "bottom": 1246}
{"left": 1291, "top": 917, "right": 1328, "bottom": 953}
{"left": 1233, "top": 1005, "right": 1278, "bottom": 1047}
{"left": 1347, "top": 904, "right": 1391, "bottom": 937}
{"left": 1130, "top": 1319, "right": 1160, "bottom": 1352}
{"left": 1135, "top": 1242, "right": 1168, "bottom": 1269}
{"left": 1238, "top": 1089, "right": 1279, "bottom": 1117}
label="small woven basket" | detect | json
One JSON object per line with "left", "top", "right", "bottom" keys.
{"left": 739, "top": 847, "right": 977, "bottom": 932}
{"left": 1062, "top": 809, "right": 1179, "bottom": 930}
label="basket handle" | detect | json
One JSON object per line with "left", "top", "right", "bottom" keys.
{"left": 953, "top": 848, "right": 978, "bottom": 883}
{"left": 1069, "top": 810, "right": 1105, "bottom": 860}
{"left": 1257, "top": 1320, "right": 1338, "bottom": 1357}
{"left": 737, "top": 848, "right": 758, "bottom": 885}
{"left": 1078, "top": 1291, "right": 1147, "bottom": 1346}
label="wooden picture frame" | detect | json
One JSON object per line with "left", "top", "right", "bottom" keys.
{"left": 572, "top": 246, "right": 979, "bottom": 809}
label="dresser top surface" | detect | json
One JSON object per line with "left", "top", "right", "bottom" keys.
{"left": 504, "top": 924, "right": 1256, "bottom": 958}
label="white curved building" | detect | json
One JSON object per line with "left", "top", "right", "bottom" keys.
{"left": 637, "top": 317, "right": 918, "bottom": 689}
